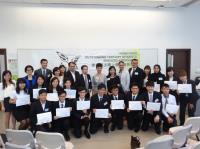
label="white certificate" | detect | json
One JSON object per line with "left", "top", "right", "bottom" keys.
{"left": 147, "top": 102, "right": 161, "bottom": 111}
{"left": 178, "top": 84, "right": 192, "bottom": 93}
{"left": 37, "top": 112, "right": 52, "bottom": 125}
{"left": 129, "top": 101, "right": 142, "bottom": 111}
{"left": 95, "top": 109, "right": 109, "bottom": 118}
{"left": 56, "top": 107, "right": 71, "bottom": 118}
{"left": 196, "top": 83, "right": 200, "bottom": 90}
{"left": 164, "top": 81, "right": 178, "bottom": 90}
{"left": 0, "top": 83, "right": 3, "bottom": 101}
{"left": 47, "top": 93, "right": 59, "bottom": 101}
{"left": 166, "top": 104, "right": 179, "bottom": 114}
{"left": 77, "top": 101, "right": 90, "bottom": 110}
{"left": 65, "top": 89, "right": 76, "bottom": 98}
{"left": 16, "top": 95, "right": 30, "bottom": 107}
{"left": 154, "top": 83, "right": 160, "bottom": 92}
{"left": 33, "top": 88, "right": 46, "bottom": 99}
{"left": 111, "top": 100, "right": 124, "bottom": 110}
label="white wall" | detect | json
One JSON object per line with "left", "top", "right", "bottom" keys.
{"left": 0, "top": 3, "right": 200, "bottom": 79}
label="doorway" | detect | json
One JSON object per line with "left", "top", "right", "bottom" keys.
{"left": 0, "top": 49, "right": 7, "bottom": 82}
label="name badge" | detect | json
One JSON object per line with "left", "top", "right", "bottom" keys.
{"left": 104, "top": 102, "right": 108, "bottom": 106}
{"left": 135, "top": 72, "right": 139, "bottom": 75}
{"left": 158, "top": 77, "right": 163, "bottom": 80}
{"left": 44, "top": 108, "right": 49, "bottom": 112}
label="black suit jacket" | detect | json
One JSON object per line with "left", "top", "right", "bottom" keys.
{"left": 149, "top": 72, "right": 166, "bottom": 86}
{"left": 140, "top": 91, "right": 162, "bottom": 116}
{"left": 72, "top": 98, "right": 91, "bottom": 119}
{"left": 91, "top": 94, "right": 110, "bottom": 110}
{"left": 30, "top": 100, "right": 52, "bottom": 126}
{"left": 79, "top": 74, "right": 92, "bottom": 90}
{"left": 63, "top": 71, "right": 81, "bottom": 89}
{"left": 128, "top": 67, "right": 145, "bottom": 89}
{"left": 34, "top": 68, "right": 52, "bottom": 85}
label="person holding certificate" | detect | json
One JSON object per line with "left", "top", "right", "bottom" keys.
{"left": 30, "top": 89, "right": 52, "bottom": 134}
{"left": 32, "top": 75, "right": 46, "bottom": 101}
{"left": 52, "top": 90, "right": 72, "bottom": 141}
{"left": 109, "top": 85, "right": 125, "bottom": 131}
{"left": 90, "top": 83, "right": 111, "bottom": 134}
{"left": 10, "top": 78, "right": 30, "bottom": 130}
{"left": 141, "top": 81, "right": 162, "bottom": 134}
{"left": 125, "top": 83, "right": 143, "bottom": 132}
{"left": 47, "top": 77, "right": 63, "bottom": 93}
{"left": 178, "top": 70, "right": 198, "bottom": 125}
{"left": 161, "top": 84, "right": 177, "bottom": 132}
{"left": 72, "top": 87, "right": 91, "bottom": 139}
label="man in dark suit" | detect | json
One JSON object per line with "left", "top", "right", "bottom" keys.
{"left": 128, "top": 59, "right": 145, "bottom": 90}
{"left": 79, "top": 65, "right": 92, "bottom": 98}
{"left": 109, "top": 85, "right": 125, "bottom": 131}
{"left": 30, "top": 89, "right": 52, "bottom": 135}
{"left": 178, "top": 70, "right": 199, "bottom": 125}
{"left": 63, "top": 62, "right": 81, "bottom": 90}
{"left": 34, "top": 59, "right": 52, "bottom": 86}
{"left": 72, "top": 87, "right": 91, "bottom": 139}
{"left": 52, "top": 90, "right": 72, "bottom": 141}
{"left": 126, "top": 83, "right": 144, "bottom": 132}
{"left": 141, "top": 81, "right": 162, "bottom": 134}
{"left": 90, "top": 83, "right": 111, "bottom": 134}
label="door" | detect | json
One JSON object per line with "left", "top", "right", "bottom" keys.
{"left": 0, "top": 49, "right": 7, "bottom": 82}
{"left": 166, "top": 49, "right": 191, "bottom": 79}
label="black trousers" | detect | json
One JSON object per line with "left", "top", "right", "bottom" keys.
{"left": 179, "top": 99, "right": 196, "bottom": 125}
{"left": 127, "top": 111, "right": 143, "bottom": 130}
{"left": 90, "top": 114, "right": 111, "bottom": 134}
{"left": 162, "top": 114, "right": 177, "bottom": 131}
{"left": 111, "top": 110, "right": 124, "bottom": 129}
{"left": 53, "top": 118, "right": 70, "bottom": 135}
{"left": 141, "top": 113, "right": 161, "bottom": 132}
{"left": 73, "top": 117, "right": 90, "bottom": 138}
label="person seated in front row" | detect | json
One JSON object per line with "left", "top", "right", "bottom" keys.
{"left": 109, "top": 85, "right": 125, "bottom": 131}
{"left": 30, "top": 89, "right": 52, "bottom": 135}
{"left": 72, "top": 87, "right": 91, "bottom": 139}
{"left": 126, "top": 83, "right": 144, "bottom": 132}
{"left": 141, "top": 81, "right": 162, "bottom": 134}
{"left": 52, "top": 90, "right": 72, "bottom": 141}
{"left": 161, "top": 84, "right": 177, "bottom": 132}
{"left": 90, "top": 83, "right": 111, "bottom": 134}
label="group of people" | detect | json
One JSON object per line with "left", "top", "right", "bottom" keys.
{"left": 0, "top": 58, "right": 199, "bottom": 141}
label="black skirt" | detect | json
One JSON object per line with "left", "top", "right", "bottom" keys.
{"left": 3, "top": 97, "right": 16, "bottom": 112}
{"left": 13, "top": 105, "right": 30, "bottom": 121}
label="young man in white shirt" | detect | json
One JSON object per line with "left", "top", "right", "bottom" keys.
{"left": 161, "top": 84, "right": 177, "bottom": 132}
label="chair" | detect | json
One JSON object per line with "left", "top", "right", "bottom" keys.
{"left": 5, "top": 142, "right": 31, "bottom": 149}
{"left": 184, "top": 117, "right": 200, "bottom": 141}
{"left": 138, "top": 135, "right": 174, "bottom": 149}
{"left": 35, "top": 131, "right": 66, "bottom": 149}
{"left": 5, "top": 129, "right": 36, "bottom": 149}
{"left": 171, "top": 124, "right": 192, "bottom": 149}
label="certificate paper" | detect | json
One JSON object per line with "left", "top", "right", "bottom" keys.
{"left": 111, "top": 100, "right": 124, "bottom": 110}
{"left": 164, "top": 81, "right": 178, "bottom": 90}
{"left": 154, "top": 83, "right": 160, "bottom": 92}
{"left": 47, "top": 93, "right": 59, "bottom": 101}
{"left": 95, "top": 109, "right": 109, "bottom": 118}
{"left": 129, "top": 101, "right": 142, "bottom": 111}
{"left": 77, "top": 101, "right": 90, "bottom": 110}
{"left": 37, "top": 112, "right": 52, "bottom": 125}
{"left": 178, "top": 84, "right": 192, "bottom": 93}
{"left": 56, "top": 107, "right": 71, "bottom": 118}
{"left": 147, "top": 102, "right": 161, "bottom": 111}
{"left": 16, "top": 95, "right": 30, "bottom": 107}
{"left": 33, "top": 88, "right": 46, "bottom": 99}
{"left": 65, "top": 89, "right": 76, "bottom": 98}
{"left": 166, "top": 104, "right": 179, "bottom": 114}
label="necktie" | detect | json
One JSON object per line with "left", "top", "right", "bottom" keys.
{"left": 149, "top": 94, "right": 153, "bottom": 102}
{"left": 61, "top": 104, "right": 64, "bottom": 108}
{"left": 42, "top": 69, "right": 46, "bottom": 76}
{"left": 100, "top": 97, "right": 103, "bottom": 102}
{"left": 115, "top": 96, "right": 118, "bottom": 100}
{"left": 164, "top": 97, "right": 168, "bottom": 109}
{"left": 132, "top": 96, "right": 135, "bottom": 101}
{"left": 85, "top": 75, "right": 89, "bottom": 90}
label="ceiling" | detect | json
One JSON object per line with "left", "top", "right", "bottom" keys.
{"left": 0, "top": 0, "right": 200, "bottom": 8}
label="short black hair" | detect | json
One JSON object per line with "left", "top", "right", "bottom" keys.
{"left": 111, "top": 85, "right": 119, "bottom": 90}
{"left": 24, "top": 65, "right": 34, "bottom": 72}
{"left": 59, "top": 65, "right": 66, "bottom": 69}
{"left": 68, "top": 62, "right": 76, "bottom": 66}
{"left": 118, "top": 61, "right": 124, "bottom": 64}
{"left": 81, "top": 65, "right": 88, "bottom": 70}
{"left": 131, "top": 82, "right": 139, "bottom": 88}
{"left": 146, "top": 81, "right": 154, "bottom": 87}
{"left": 96, "top": 63, "right": 103, "bottom": 68}
{"left": 58, "top": 90, "right": 66, "bottom": 96}
{"left": 64, "top": 78, "right": 71, "bottom": 83}
{"left": 78, "top": 86, "right": 86, "bottom": 92}
{"left": 166, "top": 67, "right": 174, "bottom": 73}
{"left": 162, "top": 83, "right": 170, "bottom": 88}
{"left": 131, "top": 59, "right": 138, "bottom": 62}
{"left": 97, "top": 83, "right": 106, "bottom": 90}
{"left": 38, "top": 89, "right": 47, "bottom": 95}
{"left": 40, "top": 59, "right": 48, "bottom": 64}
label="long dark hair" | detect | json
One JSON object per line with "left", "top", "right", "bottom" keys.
{"left": 16, "top": 78, "right": 27, "bottom": 94}
{"left": 48, "top": 77, "right": 62, "bottom": 92}
{"left": 107, "top": 66, "right": 117, "bottom": 77}
{"left": 34, "top": 75, "right": 46, "bottom": 88}
{"left": 154, "top": 64, "right": 161, "bottom": 73}
{"left": 2, "top": 70, "right": 14, "bottom": 89}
